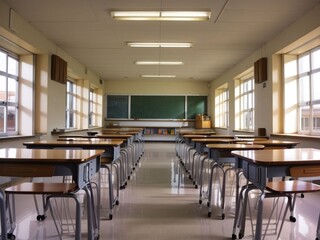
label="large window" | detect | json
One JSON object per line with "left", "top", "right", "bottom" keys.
{"left": 0, "top": 49, "right": 19, "bottom": 136}
{"left": 89, "top": 88, "right": 96, "bottom": 127}
{"left": 298, "top": 47, "right": 320, "bottom": 135}
{"left": 215, "top": 84, "right": 229, "bottom": 128}
{"left": 235, "top": 74, "right": 254, "bottom": 131}
{"left": 66, "top": 80, "right": 76, "bottom": 129}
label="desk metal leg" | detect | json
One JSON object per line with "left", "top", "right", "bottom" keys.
{"left": 83, "top": 184, "right": 99, "bottom": 240}
{"left": 0, "top": 189, "right": 7, "bottom": 240}
{"left": 317, "top": 213, "right": 320, "bottom": 240}
{"left": 254, "top": 191, "right": 265, "bottom": 240}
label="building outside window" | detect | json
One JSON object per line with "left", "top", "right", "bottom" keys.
{"left": 0, "top": 49, "right": 19, "bottom": 136}
{"left": 298, "top": 47, "right": 320, "bottom": 135}
{"left": 66, "top": 80, "right": 76, "bottom": 129}
{"left": 215, "top": 84, "right": 229, "bottom": 128}
{"left": 235, "top": 73, "right": 254, "bottom": 131}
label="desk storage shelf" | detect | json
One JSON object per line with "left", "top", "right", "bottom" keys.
{"left": 143, "top": 127, "right": 176, "bottom": 142}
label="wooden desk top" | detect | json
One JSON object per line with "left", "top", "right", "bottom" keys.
{"left": 23, "top": 140, "right": 123, "bottom": 148}
{"left": 183, "top": 134, "right": 211, "bottom": 138}
{"left": 235, "top": 139, "right": 299, "bottom": 148}
{"left": 95, "top": 134, "right": 133, "bottom": 138}
{"left": 183, "top": 134, "right": 234, "bottom": 139}
{"left": 181, "top": 131, "right": 215, "bottom": 135}
{"left": 206, "top": 144, "right": 265, "bottom": 150}
{"left": 231, "top": 148, "right": 320, "bottom": 166}
{"left": 0, "top": 148, "right": 104, "bottom": 163}
{"left": 192, "top": 138, "right": 234, "bottom": 143}
{"left": 57, "top": 137, "right": 127, "bottom": 142}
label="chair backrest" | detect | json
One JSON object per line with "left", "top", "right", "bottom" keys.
{"left": 290, "top": 165, "right": 320, "bottom": 178}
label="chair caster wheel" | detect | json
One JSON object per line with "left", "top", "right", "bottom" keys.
{"left": 195, "top": 185, "right": 198, "bottom": 189}
{"left": 199, "top": 199, "right": 202, "bottom": 204}
{"left": 36, "top": 215, "right": 46, "bottom": 221}
{"left": 109, "top": 214, "right": 113, "bottom": 220}
{"left": 116, "top": 200, "right": 119, "bottom": 205}
{"left": 208, "top": 212, "right": 211, "bottom": 218}
{"left": 207, "top": 202, "right": 210, "bottom": 207}
{"left": 239, "top": 233, "right": 244, "bottom": 239}
{"left": 232, "top": 233, "right": 237, "bottom": 239}
{"left": 221, "top": 213, "right": 225, "bottom": 220}
{"left": 7, "top": 233, "right": 16, "bottom": 240}
{"left": 289, "top": 216, "right": 296, "bottom": 222}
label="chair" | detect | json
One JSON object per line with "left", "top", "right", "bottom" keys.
{"left": 1, "top": 164, "right": 83, "bottom": 240}
{"left": 234, "top": 165, "right": 320, "bottom": 239}
{"left": 100, "top": 156, "right": 120, "bottom": 220}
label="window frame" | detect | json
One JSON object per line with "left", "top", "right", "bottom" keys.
{"left": 215, "top": 84, "right": 229, "bottom": 128}
{"left": 66, "top": 80, "right": 76, "bottom": 129}
{"left": 235, "top": 74, "right": 255, "bottom": 132}
{"left": 89, "top": 87, "right": 96, "bottom": 127}
{"left": 297, "top": 46, "right": 320, "bottom": 135}
{"left": 0, "top": 48, "right": 19, "bottom": 136}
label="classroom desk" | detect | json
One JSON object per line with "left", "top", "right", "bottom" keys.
{"left": 204, "top": 144, "right": 265, "bottom": 219}
{"left": 23, "top": 140, "right": 123, "bottom": 219}
{"left": 0, "top": 148, "right": 103, "bottom": 240}
{"left": 57, "top": 136, "right": 133, "bottom": 188}
{"left": 235, "top": 139, "right": 299, "bottom": 149}
{"left": 180, "top": 131, "right": 215, "bottom": 136}
{"left": 231, "top": 148, "right": 320, "bottom": 240}
{"left": 23, "top": 140, "right": 122, "bottom": 160}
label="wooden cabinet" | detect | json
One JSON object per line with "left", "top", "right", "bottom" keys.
{"left": 195, "top": 115, "right": 212, "bottom": 129}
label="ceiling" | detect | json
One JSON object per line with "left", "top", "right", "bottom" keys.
{"left": 3, "top": 0, "right": 320, "bottom": 83}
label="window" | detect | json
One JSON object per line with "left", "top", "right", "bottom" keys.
{"left": 66, "top": 80, "right": 76, "bottom": 129}
{"left": 235, "top": 73, "right": 254, "bottom": 131}
{"left": 215, "top": 84, "right": 229, "bottom": 128}
{"left": 0, "top": 49, "right": 19, "bottom": 136}
{"left": 298, "top": 47, "right": 320, "bottom": 135}
{"left": 89, "top": 88, "right": 96, "bottom": 127}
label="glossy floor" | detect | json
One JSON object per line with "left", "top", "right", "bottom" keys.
{"left": 8, "top": 143, "right": 320, "bottom": 239}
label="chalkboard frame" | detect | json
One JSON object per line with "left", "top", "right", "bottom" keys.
{"left": 106, "top": 94, "right": 208, "bottom": 120}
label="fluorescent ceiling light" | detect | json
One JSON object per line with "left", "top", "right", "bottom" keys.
{"left": 141, "top": 74, "right": 176, "bottom": 78}
{"left": 111, "top": 11, "right": 211, "bottom": 21}
{"left": 127, "top": 42, "right": 193, "bottom": 48}
{"left": 135, "top": 61, "right": 184, "bottom": 65}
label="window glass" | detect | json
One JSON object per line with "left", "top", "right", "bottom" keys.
{"left": 0, "top": 52, "right": 6, "bottom": 72}
{"left": 313, "top": 72, "right": 320, "bottom": 101}
{"left": 8, "top": 56, "right": 18, "bottom": 76}
{"left": 299, "top": 75, "right": 310, "bottom": 102}
{"left": 298, "top": 54, "right": 310, "bottom": 74}
{"left": 312, "top": 48, "right": 320, "bottom": 69}
{"left": 0, "top": 106, "right": 4, "bottom": 133}
{"left": 8, "top": 77, "right": 17, "bottom": 102}
{"left": 0, "top": 75, "right": 6, "bottom": 101}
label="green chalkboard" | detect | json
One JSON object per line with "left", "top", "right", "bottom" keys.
{"left": 106, "top": 95, "right": 128, "bottom": 118}
{"left": 131, "top": 96, "right": 185, "bottom": 119}
{"left": 187, "top": 96, "right": 208, "bottom": 119}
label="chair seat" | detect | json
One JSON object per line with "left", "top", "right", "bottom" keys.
{"left": 266, "top": 180, "right": 320, "bottom": 194}
{"left": 5, "top": 182, "right": 78, "bottom": 195}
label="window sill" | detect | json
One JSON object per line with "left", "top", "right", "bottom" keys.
{"left": 0, "top": 134, "right": 41, "bottom": 142}
{"left": 232, "top": 129, "right": 255, "bottom": 134}
{"left": 271, "top": 133, "right": 320, "bottom": 141}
